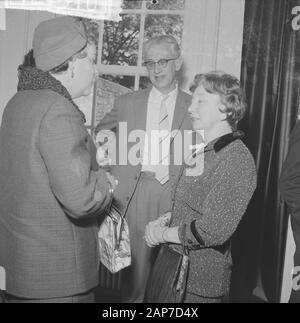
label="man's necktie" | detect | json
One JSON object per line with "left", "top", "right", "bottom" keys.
{"left": 156, "top": 95, "right": 170, "bottom": 185}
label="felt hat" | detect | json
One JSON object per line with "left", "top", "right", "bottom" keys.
{"left": 33, "top": 16, "right": 87, "bottom": 72}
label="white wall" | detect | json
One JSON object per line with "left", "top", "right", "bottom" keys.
{"left": 0, "top": 10, "right": 27, "bottom": 122}
{"left": 0, "top": 8, "right": 5, "bottom": 30}
{"left": 181, "top": 0, "right": 245, "bottom": 91}
{"left": 0, "top": 9, "right": 55, "bottom": 123}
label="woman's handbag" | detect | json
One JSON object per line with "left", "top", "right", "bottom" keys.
{"left": 144, "top": 244, "right": 189, "bottom": 303}
{"left": 98, "top": 202, "right": 131, "bottom": 274}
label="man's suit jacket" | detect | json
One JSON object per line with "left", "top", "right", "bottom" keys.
{"left": 280, "top": 121, "right": 300, "bottom": 302}
{"left": 98, "top": 87, "right": 192, "bottom": 216}
{"left": 0, "top": 89, "right": 111, "bottom": 299}
{"left": 280, "top": 122, "right": 300, "bottom": 224}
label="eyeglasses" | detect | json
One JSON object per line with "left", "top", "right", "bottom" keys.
{"left": 142, "top": 57, "right": 179, "bottom": 70}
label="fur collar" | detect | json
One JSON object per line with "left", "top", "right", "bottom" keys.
{"left": 17, "top": 66, "right": 86, "bottom": 122}
{"left": 205, "top": 131, "right": 245, "bottom": 153}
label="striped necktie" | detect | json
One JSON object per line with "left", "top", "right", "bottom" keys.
{"left": 156, "top": 94, "right": 170, "bottom": 184}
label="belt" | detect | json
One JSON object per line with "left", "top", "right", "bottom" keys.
{"left": 190, "top": 239, "right": 231, "bottom": 255}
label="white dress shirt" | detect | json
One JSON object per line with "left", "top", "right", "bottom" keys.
{"left": 142, "top": 85, "right": 178, "bottom": 172}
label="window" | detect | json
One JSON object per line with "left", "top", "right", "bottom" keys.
{"left": 98, "top": 0, "right": 185, "bottom": 91}
{"left": 77, "top": 0, "right": 245, "bottom": 132}
{"left": 79, "top": 0, "right": 186, "bottom": 130}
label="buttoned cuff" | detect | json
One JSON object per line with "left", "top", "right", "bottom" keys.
{"left": 178, "top": 220, "right": 205, "bottom": 249}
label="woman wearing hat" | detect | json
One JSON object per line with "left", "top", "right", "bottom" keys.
{"left": 145, "top": 71, "right": 257, "bottom": 303}
{"left": 0, "top": 16, "right": 115, "bottom": 303}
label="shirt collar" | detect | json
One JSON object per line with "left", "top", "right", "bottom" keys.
{"left": 150, "top": 83, "right": 178, "bottom": 101}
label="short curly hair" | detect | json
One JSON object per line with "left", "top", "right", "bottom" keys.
{"left": 189, "top": 71, "right": 247, "bottom": 131}
{"left": 143, "top": 35, "right": 181, "bottom": 59}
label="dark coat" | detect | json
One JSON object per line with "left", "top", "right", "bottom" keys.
{"left": 171, "top": 135, "right": 257, "bottom": 298}
{"left": 0, "top": 89, "right": 111, "bottom": 298}
{"left": 280, "top": 122, "right": 300, "bottom": 302}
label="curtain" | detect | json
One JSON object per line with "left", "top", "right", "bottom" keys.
{"left": 230, "top": 0, "right": 300, "bottom": 303}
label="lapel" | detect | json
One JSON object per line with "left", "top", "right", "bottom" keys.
{"left": 133, "top": 88, "right": 151, "bottom": 132}
{"left": 169, "top": 90, "right": 191, "bottom": 180}
{"left": 129, "top": 89, "right": 151, "bottom": 171}
{"left": 170, "top": 90, "right": 190, "bottom": 144}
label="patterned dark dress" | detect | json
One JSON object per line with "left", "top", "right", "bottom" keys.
{"left": 170, "top": 132, "right": 257, "bottom": 303}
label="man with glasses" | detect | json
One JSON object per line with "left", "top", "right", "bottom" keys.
{"left": 97, "top": 35, "right": 192, "bottom": 302}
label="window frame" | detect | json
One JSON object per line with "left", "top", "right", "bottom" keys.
{"left": 95, "top": 1, "right": 186, "bottom": 91}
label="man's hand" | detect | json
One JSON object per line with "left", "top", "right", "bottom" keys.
{"left": 96, "top": 146, "right": 111, "bottom": 168}
{"left": 94, "top": 130, "right": 116, "bottom": 169}
{"left": 105, "top": 172, "right": 118, "bottom": 192}
{"left": 157, "top": 212, "right": 172, "bottom": 226}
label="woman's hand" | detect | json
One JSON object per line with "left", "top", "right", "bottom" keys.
{"left": 145, "top": 221, "right": 181, "bottom": 247}
{"left": 145, "top": 221, "right": 168, "bottom": 248}
{"left": 144, "top": 212, "right": 172, "bottom": 247}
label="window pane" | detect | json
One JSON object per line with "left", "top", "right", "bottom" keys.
{"left": 139, "top": 76, "right": 152, "bottom": 90}
{"left": 146, "top": 0, "right": 185, "bottom": 10}
{"left": 122, "top": 0, "right": 142, "bottom": 9}
{"left": 144, "top": 15, "right": 184, "bottom": 45}
{"left": 100, "top": 74, "right": 135, "bottom": 91}
{"left": 102, "top": 15, "right": 140, "bottom": 66}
